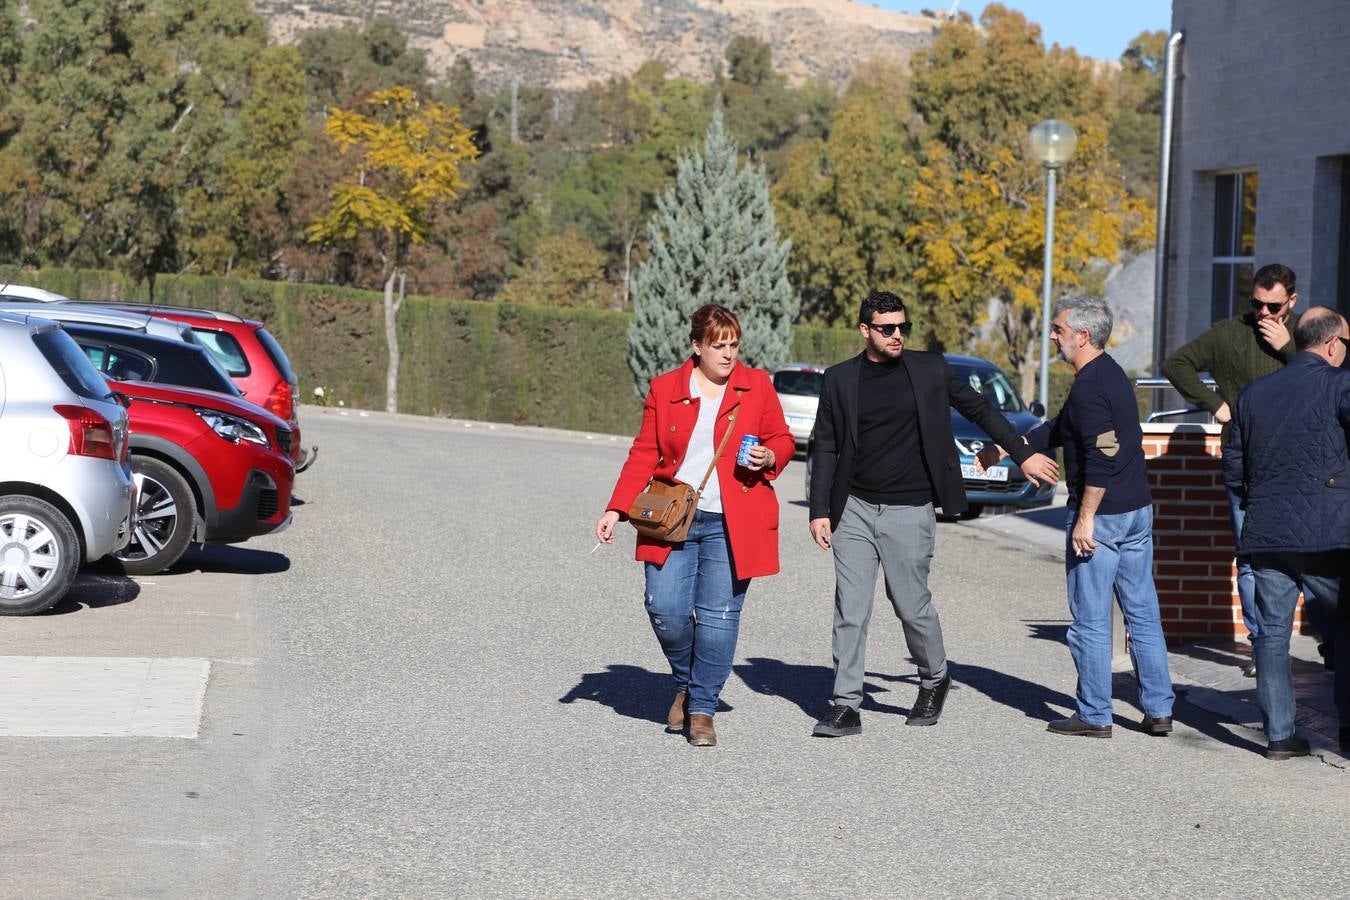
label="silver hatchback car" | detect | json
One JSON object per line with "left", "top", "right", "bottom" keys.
{"left": 0, "top": 313, "right": 136, "bottom": 615}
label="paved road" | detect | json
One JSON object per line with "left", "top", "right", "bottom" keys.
{"left": 2, "top": 408, "right": 1346, "bottom": 898}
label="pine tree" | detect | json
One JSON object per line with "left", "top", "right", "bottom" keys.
{"left": 627, "top": 107, "right": 797, "bottom": 398}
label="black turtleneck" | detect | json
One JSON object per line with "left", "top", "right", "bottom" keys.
{"left": 849, "top": 355, "right": 933, "bottom": 506}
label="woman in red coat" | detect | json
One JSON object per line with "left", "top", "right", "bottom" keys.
{"left": 595, "top": 304, "right": 793, "bottom": 748}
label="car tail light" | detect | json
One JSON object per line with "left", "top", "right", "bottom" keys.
{"left": 53, "top": 405, "right": 118, "bottom": 460}
{"left": 264, "top": 379, "right": 294, "bottom": 420}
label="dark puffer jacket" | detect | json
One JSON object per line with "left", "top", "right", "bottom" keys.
{"left": 1223, "top": 353, "right": 1350, "bottom": 554}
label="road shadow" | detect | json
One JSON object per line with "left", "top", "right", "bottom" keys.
{"left": 1170, "top": 640, "right": 1251, "bottom": 670}
{"left": 42, "top": 572, "right": 141, "bottom": 615}
{"left": 734, "top": 657, "right": 908, "bottom": 719}
{"left": 1004, "top": 504, "right": 1069, "bottom": 534}
{"left": 1024, "top": 620, "right": 1071, "bottom": 646}
{"left": 167, "top": 544, "right": 291, "bottom": 576}
{"left": 954, "top": 659, "right": 1260, "bottom": 751}
{"left": 559, "top": 664, "right": 731, "bottom": 724}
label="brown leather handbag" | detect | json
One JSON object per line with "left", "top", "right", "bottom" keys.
{"left": 628, "top": 408, "right": 738, "bottom": 542}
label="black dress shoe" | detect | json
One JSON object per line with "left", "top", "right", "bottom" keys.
{"left": 1265, "top": 734, "right": 1310, "bottom": 760}
{"left": 812, "top": 704, "right": 861, "bottom": 737}
{"left": 906, "top": 673, "right": 952, "bottom": 726}
{"left": 1242, "top": 662, "right": 1257, "bottom": 678}
{"left": 1141, "top": 715, "right": 1173, "bottom": 736}
{"left": 1340, "top": 727, "right": 1349, "bottom": 753}
{"left": 1047, "top": 714, "right": 1112, "bottom": 738}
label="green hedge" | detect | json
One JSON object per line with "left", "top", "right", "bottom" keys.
{"left": 30, "top": 268, "right": 864, "bottom": 435}
{"left": 29, "top": 268, "right": 1154, "bottom": 435}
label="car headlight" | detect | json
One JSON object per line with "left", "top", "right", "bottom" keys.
{"left": 195, "top": 409, "right": 269, "bottom": 447}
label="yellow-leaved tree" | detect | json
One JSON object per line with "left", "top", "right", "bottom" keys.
{"left": 308, "top": 86, "right": 478, "bottom": 412}
{"left": 907, "top": 6, "right": 1154, "bottom": 400}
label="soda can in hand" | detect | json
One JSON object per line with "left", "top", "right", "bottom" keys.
{"left": 736, "top": 434, "right": 760, "bottom": 467}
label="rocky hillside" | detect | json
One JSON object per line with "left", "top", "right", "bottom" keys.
{"left": 253, "top": 0, "right": 942, "bottom": 91}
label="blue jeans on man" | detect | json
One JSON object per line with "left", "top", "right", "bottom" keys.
{"left": 1065, "top": 505, "right": 1175, "bottom": 726}
{"left": 643, "top": 510, "right": 749, "bottom": 717}
{"left": 1226, "top": 486, "right": 1259, "bottom": 639}
{"left": 1230, "top": 486, "right": 1336, "bottom": 661}
{"left": 1250, "top": 551, "right": 1348, "bottom": 742}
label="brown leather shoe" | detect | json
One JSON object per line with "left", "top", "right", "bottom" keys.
{"left": 666, "top": 691, "right": 689, "bottom": 733}
{"left": 688, "top": 714, "right": 717, "bottom": 747}
{"left": 1141, "top": 715, "right": 1173, "bottom": 736}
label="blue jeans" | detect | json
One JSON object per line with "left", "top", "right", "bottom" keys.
{"left": 643, "top": 511, "right": 749, "bottom": 717}
{"left": 1226, "top": 486, "right": 1259, "bottom": 639}
{"left": 1231, "top": 488, "right": 1336, "bottom": 655}
{"left": 1065, "top": 505, "right": 1175, "bottom": 726}
{"left": 1250, "top": 551, "right": 1347, "bottom": 742}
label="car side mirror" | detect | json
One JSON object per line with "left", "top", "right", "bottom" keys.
{"left": 1029, "top": 401, "right": 1046, "bottom": 418}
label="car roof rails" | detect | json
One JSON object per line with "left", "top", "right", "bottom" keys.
{"left": 73, "top": 299, "right": 245, "bottom": 323}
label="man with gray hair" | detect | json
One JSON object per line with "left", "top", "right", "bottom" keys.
{"left": 1223, "top": 307, "right": 1350, "bottom": 759}
{"left": 980, "top": 296, "right": 1174, "bottom": 738}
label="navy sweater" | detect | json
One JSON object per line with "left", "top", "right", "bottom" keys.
{"left": 1024, "top": 353, "right": 1151, "bottom": 515}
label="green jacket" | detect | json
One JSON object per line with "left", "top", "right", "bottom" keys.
{"left": 1161, "top": 311, "right": 1300, "bottom": 440}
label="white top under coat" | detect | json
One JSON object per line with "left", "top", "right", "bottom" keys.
{"left": 675, "top": 371, "right": 725, "bottom": 513}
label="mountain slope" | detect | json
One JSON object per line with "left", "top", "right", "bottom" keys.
{"left": 254, "top": 0, "right": 941, "bottom": 91}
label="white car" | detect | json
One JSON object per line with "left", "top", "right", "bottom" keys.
{"left": 0, "top": 312, "right": 136, "bottom": 614}
{"left": 772, "top": 364, "right": 826, "bottom": 455}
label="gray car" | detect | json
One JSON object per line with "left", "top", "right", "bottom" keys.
{"left": 0, "top": 312, "right": 136, "bottom": 615}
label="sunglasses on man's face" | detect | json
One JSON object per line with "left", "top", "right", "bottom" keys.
{"left": 866, "top": 321, "right": 913, "bottom": 337}
{"left": 1250, "top": 297, "right": 1287, "bottom": 315}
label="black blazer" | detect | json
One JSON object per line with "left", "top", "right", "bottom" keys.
{"left": 808, "top": 351, "right": 1034, "bottom": 525}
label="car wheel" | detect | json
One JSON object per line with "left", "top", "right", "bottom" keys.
{"left": 115, "top": 456, "right": 196, "bottom": 575}
{"left": 0, "top": 495, "right": 81, "bottom": 616}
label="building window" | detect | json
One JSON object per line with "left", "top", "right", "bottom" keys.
{"left": 1212, "top": 171, "right": 1258, "bottom": 321}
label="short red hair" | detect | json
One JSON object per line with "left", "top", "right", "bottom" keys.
{"left": 689, "top": 304, "right": 741, "bottom": 345}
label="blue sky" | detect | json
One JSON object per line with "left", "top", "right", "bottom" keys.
{"left": 872, "top": 1, "right": 1173, "bottom": 61}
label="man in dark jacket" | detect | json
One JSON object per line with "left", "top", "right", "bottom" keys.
{"left": 1162, "top": 263, "right": 1304, "bottom": 672}
{"left": 807, "top": 290, "right": 1058, "bottom": 737}
{"left": 986, "top": 296, "right": 1176, "bottom": 739}
{"left": 1223, "top": 307, "right": 1350, "bottom": 759}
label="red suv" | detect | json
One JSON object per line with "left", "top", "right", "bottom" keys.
{"left": 106, "top": 305, "right": 315, "bottom": 472}
{"left": 112, "top": 380, "right": 294, "bottom": 574}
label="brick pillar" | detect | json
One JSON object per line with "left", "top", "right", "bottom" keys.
{"left": 1142, "top": 423, "right": 1305, "bottom": 644}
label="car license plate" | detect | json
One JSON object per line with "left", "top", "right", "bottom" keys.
{"left": 961, "top": 464, "right": 1009, "bottom": 482}
{"left": 786, "top": 414, "right": 812, "bottom": 428}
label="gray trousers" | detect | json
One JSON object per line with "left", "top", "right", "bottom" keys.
{"left": 831, "top": 496, "right": 947, "bottom": 706}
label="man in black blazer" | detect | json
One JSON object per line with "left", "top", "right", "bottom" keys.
{"left": 808, "top": 290, "right": 1059, "bottom": 736}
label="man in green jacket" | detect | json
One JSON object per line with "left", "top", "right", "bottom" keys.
{"left": 1162, "top": 263, "right": 1323, "bottom": 675}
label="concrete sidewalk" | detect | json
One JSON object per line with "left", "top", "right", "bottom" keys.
{"left": 968, "top": 500, "right": 1343, "bottom": 756}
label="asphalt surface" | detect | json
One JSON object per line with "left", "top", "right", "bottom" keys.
{"left": 2, "top": 407, "right": 1347, "bottom": 898}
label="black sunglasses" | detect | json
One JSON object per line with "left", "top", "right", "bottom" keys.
{"left": 865, "top": 321, "right": 913, "bottom": 337}
{"left": 1250, "top": 297, "right": 1287, "bottom": 315}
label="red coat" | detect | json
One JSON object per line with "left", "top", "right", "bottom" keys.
{"left": 606, "top": 359, "right": 794, "bottom": 579}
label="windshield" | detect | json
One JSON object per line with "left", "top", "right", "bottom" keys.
{"left": 950, "top": 364, "right": 1024, "bottom": 413}
{"left": 773, "top": 369, "right": 823, "bottom": 397}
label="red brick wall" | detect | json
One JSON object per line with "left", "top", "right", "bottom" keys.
{"left": 1142, "top": 424, "right": 1305, "bottom": 643}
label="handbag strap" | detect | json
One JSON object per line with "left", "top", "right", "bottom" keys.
{"left": 693, "top": 404, "right": 740, "bottom": 496}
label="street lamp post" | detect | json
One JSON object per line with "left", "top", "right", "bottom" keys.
{"left": 1028, "top": 119, "right": 1078, "bottom": 413}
